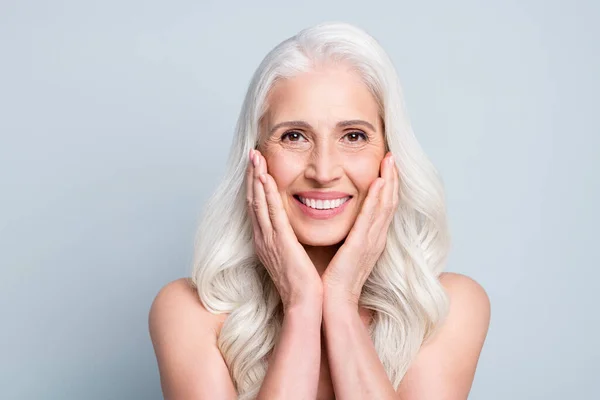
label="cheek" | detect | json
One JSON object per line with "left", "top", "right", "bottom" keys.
{"left": 346, "top": 158, "right": 381, "bottom": 188}
{"left": 266, "top": 155, "right": 304, "bottom": 189}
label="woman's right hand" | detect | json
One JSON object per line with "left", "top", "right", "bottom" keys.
{"left": 246, "top": 149, "right": 323, "bottom": 311}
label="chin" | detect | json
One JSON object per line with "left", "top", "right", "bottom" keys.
{"left": 295, "top": 227, "right": 348, "bottom": 247}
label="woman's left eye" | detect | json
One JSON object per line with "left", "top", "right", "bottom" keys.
{"left": 344, "top": 131, "right": 368, "bottom": 142}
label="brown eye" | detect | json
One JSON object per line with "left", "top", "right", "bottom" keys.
{"left": 281, "top": 131, "right": 307, "bottom": 142}
{"left": 344, "top": 131, "right": 367, "bottom": 142}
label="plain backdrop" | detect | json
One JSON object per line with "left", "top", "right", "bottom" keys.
{"left": 1, "top": 0, "right": 598, "bottom": 399}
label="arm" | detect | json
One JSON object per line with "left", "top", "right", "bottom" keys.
{"left": 149, "top": 278, "right": 323, "bottom": 400}
{"left": 149, "top": 278, "right": 238, "bottom": 399}
{"left": 246, "top": 149, "right": 325, "bottom": 398}
{"left": 318, "top": 153, "right": 399, "bottom": 399}
{"left": 321, "top": 293, "right": 397, "bottom": 400}
{"left": 395, "top": 273, "right": 491, "bottom": 399}
{"left": 256, "top": 300, "right": 323, "bottom": 400}
{"left": 321, "top": 273, "right": 491, "bottom": 400}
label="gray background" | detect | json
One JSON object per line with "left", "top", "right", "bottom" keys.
{"left": 1, "top": 0, "right": 598, "bottom": 399}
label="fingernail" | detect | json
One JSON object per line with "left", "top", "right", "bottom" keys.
{"left": 249, "top": 149, "right": 255, "bottom": 160}
{"left": 253, "top": 153, "right": 259, "bottom": 167}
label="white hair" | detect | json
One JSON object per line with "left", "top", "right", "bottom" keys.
{"left": 191, "top": 21, "right": 450, "bottom": 399}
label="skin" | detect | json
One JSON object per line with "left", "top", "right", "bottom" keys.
{"left": 257, "top": 63, "right": 388, "bottom": 277}
{"left": 249, "top": 62, "right": 402, "bottom": 399}
{"left": 248, "top": 63, "right": 490, "bottom": 399}
{"left": 148, "top": 62, "right": 490, "bottom": 400}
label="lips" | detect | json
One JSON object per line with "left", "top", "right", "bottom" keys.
{"left": 292, "top": 193, "right": 352, "bottom": 219}
{"left": 293, "top": 191, "right": 353, "bottom": 200}
{"left": 296, "top": 195, "right": 351, "bottom": 209}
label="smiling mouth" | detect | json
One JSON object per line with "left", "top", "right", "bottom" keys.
{"left": 292, "top": 195, "right": 353, "bottom": 210}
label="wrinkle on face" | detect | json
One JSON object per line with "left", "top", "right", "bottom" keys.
{"left": 256, "top": 64, "right": 387, "bottom": 253}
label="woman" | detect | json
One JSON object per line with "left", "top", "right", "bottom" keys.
{"left": 149, "top": 21, "right": 490, "bottom": 400}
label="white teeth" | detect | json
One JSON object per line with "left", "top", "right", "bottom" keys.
{"left": 298, "top": 196, "right": 350, "bottom": 210}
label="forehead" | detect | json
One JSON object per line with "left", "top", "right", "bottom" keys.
{"left": 264, "top": 66, "right": 381, "bottom": 129}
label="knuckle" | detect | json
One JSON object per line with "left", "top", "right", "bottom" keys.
{"left": 262, "top": 233, "right": 275, "bottom": 249}
{"left": 267, "top": 203, "right": 278, "bottom": 218}
{"left": 368, "top": 246, "right": 380, "bottom": 259}
{"left": 382, "top": 202, "right": 394, "bottom": 214}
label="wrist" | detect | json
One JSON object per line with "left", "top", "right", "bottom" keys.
{"left": 323, "top": 286, "right": 360, "bottom": 311}
{"left": 283, "top": 292, "right": 323, "bottom": 316}
{"left": 321, "top": 296, "right": 360, "bottom": 333}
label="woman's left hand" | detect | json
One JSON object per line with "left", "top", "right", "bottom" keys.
{"left": 321, "top": 152, "right": 400, "bottom": 308}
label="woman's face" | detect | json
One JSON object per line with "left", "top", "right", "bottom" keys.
{"left": 259, "top": 64, "right": 387, "bottom": 247}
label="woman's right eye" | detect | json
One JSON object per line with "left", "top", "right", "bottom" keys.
{"left": 280, "top": 131, "right": 307, "bottom": 142}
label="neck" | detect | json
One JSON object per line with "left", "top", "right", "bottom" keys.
{"left": 303, "top": 242, "right": 343, "bottom": 277}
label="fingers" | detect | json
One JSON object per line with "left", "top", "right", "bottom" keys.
{"left": 247, "top": 148, "right": 289, "bottom": 239}
{"left": 380, "top": 152, "right": 398, "bottom": 219}
{"left": 368, "top": 177, "right": 386, "bottom": 223}
{"left": 391, "top": 155, "right": 399, "bottom": 210}
{"left": 377, "top": 152, "right": 400, "bottom": 234}
{"left": 348, "top": 176, "right": 384, "bottom": 241}
{"left": 261, "top": 171, "right": 293, "bottom": 236}
{"left": 251, "top": 150, "right": 273, "bottom": 235}
{"left": 350, "top": 152, "right": 396, "bottom": 243}
{"left": 254, "top": 150, "right": 293, "bottom": 236}
{"left": 246, "top": 149, "right": 260, "bottom": 235}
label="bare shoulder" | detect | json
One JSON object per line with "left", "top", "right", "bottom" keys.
{"left": 150, "top": 277, "right": 200, "bottom": 314}
{"left": 149, "top": 277, "right": 226, "bottom": 333}
{"left": 396, "top": 272, "right": 491, "bottom": 399}
{"left": 437, "top": 271, "right": 491, "bottom": 339}
{"left": 148, "top": 278, "right": 235, "bottom": 399}
{"left": 439, "top": 271, "right": 491, "bottom": 308}
{"left": 439, "top": 272, "right": 491, "bottom": 320}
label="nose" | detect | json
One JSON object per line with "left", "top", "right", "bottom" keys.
{"left": 303, "top": 144, "right": 343, "bottom": 186}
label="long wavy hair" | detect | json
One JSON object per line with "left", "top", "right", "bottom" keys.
{"left": 191, "top": 21, "right": 451, "bottom": 399}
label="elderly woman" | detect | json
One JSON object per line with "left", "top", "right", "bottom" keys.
{"left": 149, "top": 21, "right": 490, "bottom": 400}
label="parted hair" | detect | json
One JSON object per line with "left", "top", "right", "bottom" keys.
{"left": 191, "top": 21, "right": 451, "bottom": 399}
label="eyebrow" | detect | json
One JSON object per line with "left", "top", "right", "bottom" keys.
{"left": 268, "top": 119, "right": 377, "bottom": 136}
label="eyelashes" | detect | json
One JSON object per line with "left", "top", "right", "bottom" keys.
{"left": 280, "top": 130, "right": 368, "bottom": 143}
{"left": 281, "top": 131, "right": 305, "bottom": 142}
{"left": 343, "top": 131, "right": 368, "bottom": 142}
